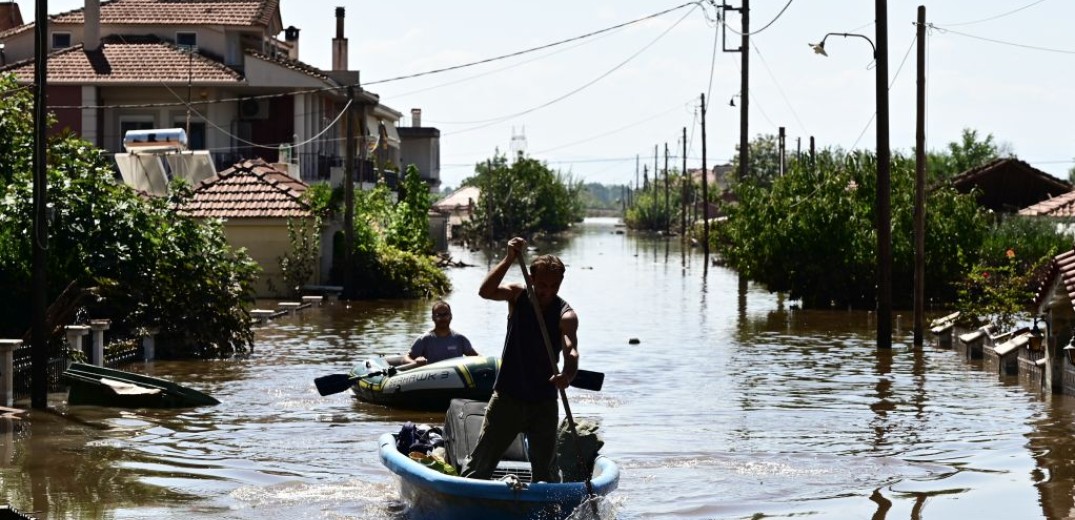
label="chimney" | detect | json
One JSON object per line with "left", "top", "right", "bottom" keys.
{"left": 411, "top": 108, "right": 422, "bottom": 128}
{"left": 331, "top": 7, "right": 347, "bottom": 71}
{"left": 84, "top": 0, "right": 100, "bottom": 52}
{"left": 284, "top": 25, "right": 300, "bottom": 60}
{"left": 0, "top": 2, "right": 24, "bottom": 32}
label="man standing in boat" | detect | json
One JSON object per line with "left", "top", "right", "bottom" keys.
{"left": 403, "top": 301, "right": 479, "bottom": 366}
{"left": 461, "top": 237, "right": 579, "bottom": 482}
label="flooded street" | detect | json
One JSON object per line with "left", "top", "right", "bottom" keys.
{"left": 3, "top": 217, "right": 1075, "bottom": 519}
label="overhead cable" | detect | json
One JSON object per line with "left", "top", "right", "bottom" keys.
{"left": 927, "top": 23, "right": 1075, "bottom": 55}
{"left": 364, "top": 2, "right": 700, "bottom": 86}
{"left": 721, "top": 0, "right": 796, "bottom": 36}
{"left": 938, "top": 0, "right": 1049, "bottom": 27}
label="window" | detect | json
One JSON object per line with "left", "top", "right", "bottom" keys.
{"left": 176, "top": 32, "right": 197, "bottom": 50}
{"left": 51, "top": 32, "right": 71, "bottom": 50}
{"left": 173, "top": 120, "right": 206, "bottom": 150}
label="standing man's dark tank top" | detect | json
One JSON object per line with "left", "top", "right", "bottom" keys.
{"left": 494, "top": 290, "right": 572, "bottom": 402}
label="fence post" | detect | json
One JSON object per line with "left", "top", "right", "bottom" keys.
{"left": 0, "top": 340, "right": 19, "bottom": 407}
{"left": 65, "top": 325, "right": 91, "bottom": 369}
{"left": 88, "top": 319, "right": 111, "bottom": 366}
{"left": 143, "top": 327, "right": 159, "bottom": 362}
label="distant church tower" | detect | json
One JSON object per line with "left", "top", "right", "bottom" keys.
{"left": 510, "top": 126, "right": 528, "bottom": 162}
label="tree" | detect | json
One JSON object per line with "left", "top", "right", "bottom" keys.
{"left": 461, "top": 154, "right": 584, "bottom": 241}
{"left": 717, "top": 148, "right": 988, "bottom": 309}
{"left": 730, "top": 133, "right": 783, "bottom": 186}
{"left": 927, "top": 128, "right": 1005, "bottom": 181}
{"left": 0, "top": 148, "right": 259, "bottom": 358}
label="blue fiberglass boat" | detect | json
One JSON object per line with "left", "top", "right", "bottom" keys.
{"left": 378, "top": 433, "right": 620, "bottom": 520}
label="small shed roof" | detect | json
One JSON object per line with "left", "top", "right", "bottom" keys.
{"left": 176, "top": 158, "right": 310, "bottom": 219}
{"left": 1018, "top": 190, "right": 1075, "bottom": 217}
{"left": 950, "top": 158, "right": 1071, "bottom": 214}
{"left": 433, "top": 186, "right": 480, "bottom": 212}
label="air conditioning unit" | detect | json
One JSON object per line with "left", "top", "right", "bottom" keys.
{"left": 238, "top": 98, "right": 270, "bottom": 120}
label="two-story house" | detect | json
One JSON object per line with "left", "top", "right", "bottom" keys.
{"left": 0, "top": 0, "right": 403, "bottom": 186}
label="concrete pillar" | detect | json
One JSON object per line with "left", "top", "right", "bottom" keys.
{"left": 142, "top": 327, "right": 160, "bottom": 362}
{"left": 0, "top": 340, "right": 19, "bottom": 407}
{"left": 65, "top": 325, "right": 91, "bottom": 368}
{"left": 88, "top": 319, "right": 111, "bottom": 366}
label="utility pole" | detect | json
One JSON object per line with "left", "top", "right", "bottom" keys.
{"left": 722, "top": 1, "right": 750, "bottom": 181}
{"left": 653, "top": 145, "right": 659, "bottom": 230}
{"left": 701, "top": 93, "right": 710, "bottom": 272}
{"left": 627, "top": 154, "right": 636, "bottom": 207}
{"left": 778, "top": 126, "right": 786, "bottom": 176}
{"left": 681, "top": 127, "right": 688, "bottom": 236}
{"left": 31, "top": 0, "right": 49, "bottom": 409}
{"left": 876, "top": 0, "right": 893, "bottom": 349}
{"left": 343, "top": 87, "right": 356, "bottom": 300}
{"left": 663, "top": 142, "right": 670, "bottom": 234}
{"left": 913, "top": 5, "right": 926, "bottom": 347}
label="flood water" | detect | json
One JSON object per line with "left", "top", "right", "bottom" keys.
{"left": 4, "top": 217, "right": 1075, "bottom": 519}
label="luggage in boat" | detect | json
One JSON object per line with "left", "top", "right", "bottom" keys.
{"left": 443, "top": 398, "right": 529, "bottom": 478}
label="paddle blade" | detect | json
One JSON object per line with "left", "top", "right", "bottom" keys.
{"left": 314, "top": 373, "right": 355, "bottom": 396}
{"left": 570, "top": 369, "right": 604, "bottom": 392}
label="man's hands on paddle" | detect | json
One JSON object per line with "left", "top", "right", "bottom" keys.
{"left": 506, "top": 237, "right": 526, "bottom": 263}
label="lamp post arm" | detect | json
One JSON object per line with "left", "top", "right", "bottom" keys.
{"left": 823, "top": 32, "right": 877, "bottom": 57}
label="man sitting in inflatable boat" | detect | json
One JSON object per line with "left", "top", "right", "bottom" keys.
{"left": 403, "top": 301, "right": 480, "bottom": 366}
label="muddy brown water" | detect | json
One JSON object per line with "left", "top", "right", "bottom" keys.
{"left": 3, "top": 218, "right": 1075, "bottom": 519}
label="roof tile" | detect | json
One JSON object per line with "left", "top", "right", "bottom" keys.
{"left": 0, "top": 35, "right": 244, "bottom": 84}
{"left": 176, "top": 158, "right": 312, "bottom": 219}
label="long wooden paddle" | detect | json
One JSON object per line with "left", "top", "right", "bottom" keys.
{"left": 514, "top": 254, "right": 598, "bottom": 504}
{"left": 315, "top": 360, "right": 603, "bottom": 397}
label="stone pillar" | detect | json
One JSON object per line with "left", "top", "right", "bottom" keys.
{"left": 143, "top": 327, "right": 160, "bottom": 362}
{"left": 88, "top": 319, "right": 111, "bottom": 366}
{"left": 65, "top": 325, "right": 91, "bottom": 369}
{"left": 0, "top": 340, "right": 19, "bottom": 407}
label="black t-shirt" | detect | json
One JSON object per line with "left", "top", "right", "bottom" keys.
{"left": 493, "top": 290, "right": 572, "bottom": 402}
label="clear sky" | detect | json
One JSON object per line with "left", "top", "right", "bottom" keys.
{"left": 26, "top": 0, "right": 1075, "bottom": 189}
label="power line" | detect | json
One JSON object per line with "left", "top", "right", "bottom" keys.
{"left": 750, "top": 40, "right": 808, "bottom": 136}
{"left": 364, "top": 2, "right": 700, "bottom": 86}
{"left": 441, "top": 4, "right": 698, "bottom": 136}
{"left": 721, "top": 0, "right": 795, "bottom": 36}
{"left": 928, "top": 23, "right": 1075, "bottom": 55}
{"left": 939, "top": 0, "right": 1049, "bottom": 27}
{"left": 849, "top": 31, "right": 918, "bottom": 151}
{"left": 532, "top": 97, "right": 696, "bottom": 155}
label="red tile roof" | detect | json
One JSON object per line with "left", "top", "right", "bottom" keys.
{"left": 0, "top": 0, "right": 278, "bottom": 38}
{"left": 176, "top": 158, "right": 311, "bottom": 219}
{"left": 0, "top": 35, "right": 244, "bottom": 84}
{"left": 1019, "top": 190, "right": 1075, "bottom": 217}
{"left": 246, "top": 48, "right": 331, "bottom": 82}
{"left": 1033, "top": 249, "right": 1075, "bottom": 312}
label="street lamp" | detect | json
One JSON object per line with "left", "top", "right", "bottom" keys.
{"left": 811, "top": 1, "right": 891, "bottom": 350}
{"left": 809, "top": 32, "right": 876, "bottom": 58}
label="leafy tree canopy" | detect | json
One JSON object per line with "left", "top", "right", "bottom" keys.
{"left": 0, "top": 75, "right": 258, "bottom": 357}
{"left": 460, "top": 154, "right": 584, "bottom": 241}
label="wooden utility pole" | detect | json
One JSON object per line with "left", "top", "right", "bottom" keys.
{"left": 778, "top": 126, "right": 786, "bottom": 176}
{"left": 653, "top": 145, "right": 659, "bottom": 229}
{"left": 701, "top": 93, "right": 710, "bottom": 271}
{"left": 31, "top": 0, "right": 49, "bottom": 409}
{"left": 913, "top": 5, "right": 926, "bottom": 347}
{"left": 681, "top": 127, "right": 688, "bottom": 235}
{"left": 663, "top": 142, "right": 670, "bottom": 234}
{"left": 876, "top": 0, "right": 893, "bottom": 349}
{"left": 342, "top": 87, "right": 356, "bottom": 299}
{"left": 739, "top": 0, "right": 750, "bottom": 181}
